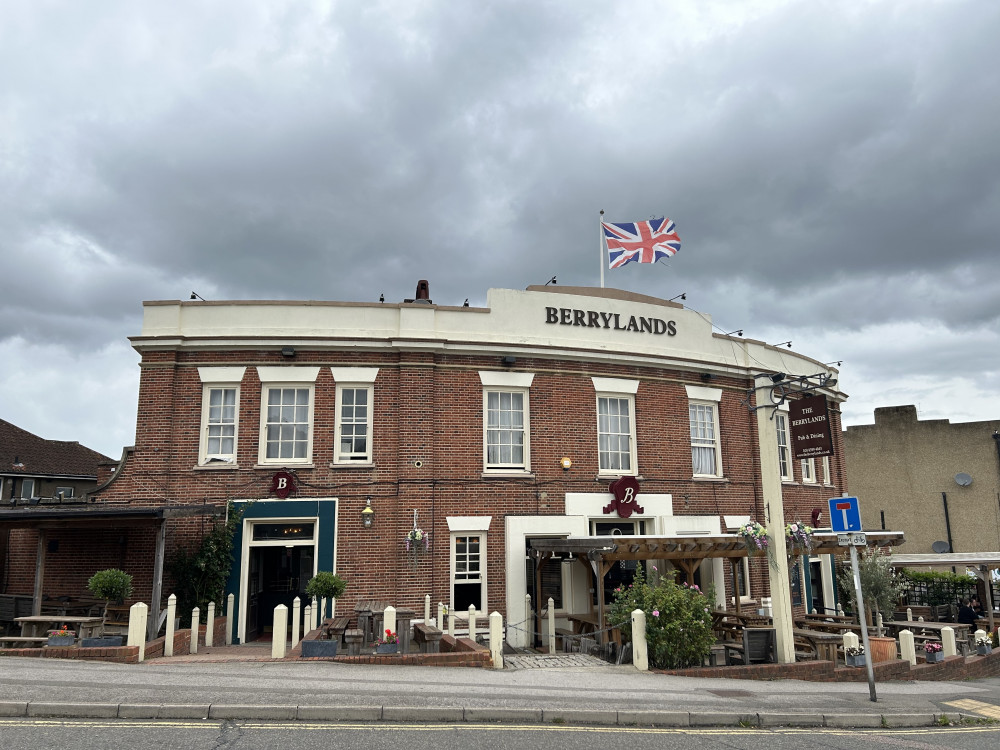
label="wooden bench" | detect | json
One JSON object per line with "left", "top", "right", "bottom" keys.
{"left": 0, "top": 636, "right": 48, "bottom": 648}
{"left": 555, "top": 628, "right": 577, "bottom": 652}
{"left": 319, "top": 616, "right": 352, "bottom": 645}
{"left": 412, "top": 622, "right": 444, "bottom": 654}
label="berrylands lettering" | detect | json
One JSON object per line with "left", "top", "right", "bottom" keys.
{"left": 545, "top": 307, "right": 676, "bottom": 335}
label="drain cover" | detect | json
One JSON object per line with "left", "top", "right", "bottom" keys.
{"left": 707, "top": 689, "right": 753, "bottom": 698}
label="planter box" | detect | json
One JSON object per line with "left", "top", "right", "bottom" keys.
{"left": 81, "top": 636, "right": 123, "bottom": 648}
{"left": 868, "top": 636, "right": 897, "bottom": 662}
{"left": 375, "top": 643, "right": 399, "bottom": 655}
{"left": 301, "top": 639, "right": 339, "bottom": 658}
{"left": 845, "top": 654, "right": 867, "bottom": 668}
{"left": 46, "top": 635, "right": 75, "bottom": 647}
{"left": 924, "top": 651, "right": 944, "bottom": 663}
{"left": 977, "top": 645, "right": 992, "bottom": 656}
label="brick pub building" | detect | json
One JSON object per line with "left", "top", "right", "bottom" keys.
{"left": 5, "top": 284, "right": 851, "bottom": 646}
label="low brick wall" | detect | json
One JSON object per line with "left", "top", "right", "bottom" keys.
{"left": 291, "top": 630, "right": 492, "bottom": 668}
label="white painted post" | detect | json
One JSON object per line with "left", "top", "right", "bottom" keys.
{"left": 127, "top": 602, "right": 148, "bottom": 663}
{"left": 547, "top": 597, "right": 556, "bottom": 654}
{"left": 975, "top": 628, "right": 988, "bottom": 651}
{"left": 321, "top": 597, "right": 328, "bottom": 623}
{"left": 384, "top": 605, "right": 397, "bottom": 642}
{"left": 425, "top": 595, "right": 431, "bottom": 624}
{"left": 917, "top": 616, "right": 924, "bottom": 622}
{"left": 272, "top": 605, "right": 288, "bottom": 659}
{"left": 837, "top": 604, "right": 845, "bottom": 617}
{"left": 899, "top": 629, "right": 916, "bottom": 666}
{"left": 437, "top": 602, "right": 445, "bottom": 630}
{"left": 190, "top": 607, "right": 200, "bottom": 655}
{"left": 303, "top": 604, "right": 312, "bottom": 635}
{"left": 843, "top": 632, "right": 859, "bottom": 651}
{"left": 291, "top": 597, "right": 301, "bottom": 650}
{"left": 631, "top": 609, "right": 648, "bottom": 671}
{"left": 525, "top": 594, "right": 532, "bottom": 648}
{"left": 206, "top": 601, "right": 215, "bottom": 648}
{"left": 225, "top": 593, "right": 234, "bottom": 646}
{"left": 468, "top": 605, "right": 477, "bottom": 643}
{"left": 448, "top": 609, "right": 456, "bottom": 637}
{"left": 906, "top": 607, "right": 913, "bottom": 621}
{"left": 942, "top": 626, "right": 957, "bottom": 657}
{"left": 489, "top": 611, "right": 504, "bottom": 669}
{"left": 312, "top": 597, "right": 319, "bottom": 630}
{"left": 165, "top": 594, "right": 176, "bottom": 657}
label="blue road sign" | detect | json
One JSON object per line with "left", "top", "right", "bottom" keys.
{"left": 829, "top": 496, "right": 862, "bottom": 532}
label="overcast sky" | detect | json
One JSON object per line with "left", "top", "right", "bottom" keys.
{"left": 2, "top": 0, "right": 998, "bottom": 460}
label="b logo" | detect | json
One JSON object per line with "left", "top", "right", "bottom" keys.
{"left": 270, "top": 471, "right": 296, "bottom": 499}
{"left": 603, "top": 476, "right": 643, "bottom": 518}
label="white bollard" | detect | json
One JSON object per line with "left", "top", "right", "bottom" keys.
{"left": 191, "top": 607, "right": 200, "bottom": 655}
{"left": 547, "top": 597, "right": 556, "bottom": 654}
{"left": 291, "top": 597, "right": 301, "bottom": 650}
{"left": 425, "top": 595, "right": 431, "bottom": 624}
{"left": 906, "top": 607, "right": 912, "bottom": 621}
{"left": 127, "top": 602, "right": 148, "bottom": 663}
{"left": 843, "top": 632, "right": 859, "bottom": 651}
{"left": 942, "top": 626, "right": 957, "bottom": 657}
{"left": 489, "top": 611, "right": 504, "bottom": 669}
{"left": 225, "top": 593, "right": 234, "bottom": 646}
{"left": 437, "top": 602, "right": 445, "bottom": 630}
{"left": 837, "top": 604, "right": 845, "bottom": 617}
{"left": 165, "top": 594, "right": 176, "bottom": 657}
{"left": 525, "top": 594, "right": 532, "bottom": 647}
{"left": 272, "top": 605, "right": 288, "bottom": 659}
{"left": 899, "top": 629, "right": 916, "bottom": 666}
{"left": 448, "top": 610, "right": 456, "bottom": 637}
{"left": 631, "top": 609, "right": 648, "bottom": 671}
{"left": 303, "top": 604, "right": 312, "bottom": 635}
{"left": 917, "top": 616, "right": 924, "bottom": 622}
{"left": 468, "top": 605, "right": 477, "bottom": 643}
{"left": 312, "top": 597, "right": 319, "bottom": 630}
{"left": 206, "top": 601, "right": 215, "bottom": 648}
{"left": 384, "top": 605, "right": 397, "bottom": 641}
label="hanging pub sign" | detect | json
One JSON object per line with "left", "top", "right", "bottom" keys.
{"left": 270, "top": 471, "right": 297, "bottom": 499}
{"left": 788, "top": 394, "right": 833, "bottom": 459}
{"left": 604, "top": 475, "right": 644, "bottom": 519}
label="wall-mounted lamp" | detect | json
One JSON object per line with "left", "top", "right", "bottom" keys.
{"left": 190, "top": 291, "right": 206, "bottom": 301}
{"left": 668, "top": 293, "right": 686, "bottom": 302}
{"left": 775, "top": 341, "right": 792, "bottom": 348}
{"left": 700, "top": 373, "right": 714, "bottom": 382}
{"left": 361, "top": 497, "right": 375, "bottom": 528}
{"left": 281, "top": 346, "right": 296, "bottom": 358}
{"left": 560, "top": 457, "right": 573, "bottom": 471}
{"left": 770, "top": 372, "right": 786, "bottom": 384}
{"left": 723, "top": 329, "right": 743, "bottom": 337}
{"left": 502, "top": 355, "right": 516, "bottom": 367}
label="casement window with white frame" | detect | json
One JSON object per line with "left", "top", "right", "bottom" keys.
{"left": 821, "top": 455, "right": 832, "bottom": 485}
{"left": 593, "top": 377, "right": 639, "bottom": 476}
{"left": 20, "top": 479, "right": 36, "bottom": 499}
{"left": 685, "top": 385, "right": 723, "bottom": 478}
{"left": 452, "top": 533, "right": 485, "bottom": 611}
{"left": 479, "top": 371, "right": 534, "bottom": 474}
{"left": 197, "top": 367, "right": 246, "bottom": 466}
{"left": 801, "top": 457, "right": 817, "bottom": 484}
{"left": 257, "top": 367, "right": 320, "bottom": 465}
{"left": 775, "top": 409, "right": 793, "bottom": 481}
{"left": 331, "top": 368, "right": 380, "bottom": 465}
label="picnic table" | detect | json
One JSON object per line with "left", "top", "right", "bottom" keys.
{"left": 791, "top": 628, "right": 843, "bottom": 662}
{"left": 14, "top": 615, "right": 104, "bottom": 641}
{"left": 795, "top": 618, "right": 862, "bottom": 636}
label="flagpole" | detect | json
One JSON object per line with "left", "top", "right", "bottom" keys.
{"left": 599, "top": 209, "right": 605, "bottom": 289}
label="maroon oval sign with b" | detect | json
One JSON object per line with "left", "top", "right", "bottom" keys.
{"left": 603, "top": 475, "right": 644, "bottom": 518}
{"left": 270, "top": 471, "right": 296, "bottom": 499}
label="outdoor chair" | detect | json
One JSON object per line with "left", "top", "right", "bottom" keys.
{"left": 724, "top": 627, "right": 776, "bottom": 666}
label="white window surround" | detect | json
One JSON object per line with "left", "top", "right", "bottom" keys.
{"left": 257, "top": 366, "right": 321, "bottom": 383}
{"left": 330, "top": 369, "right": 379, "bottom": 466}
{"left": 198, "top": 366, "right": 247, "bottom": 383}
{"left": 256, "top": 368, "right": 319, "bottom": 466}
{"left": 20, "top": 479, "right": 36, "bottom": 499}
{"left": 198, "top": 384, "right": 240, "bottom": 465}
{"left": 450, "top": 532, "right": 487, "bottom": 612}
{"left": 480, "top": 372, "right": 534, "bottom": 474}
{"left": 775, "top": 403, "right": 792, "bottom": 482}
{"left": 801, "top": 458, "right": 817, "bottom": 483}
{"left": 822, "top": 455, "right": 832, "bottom": 485}
{"left": 446, "top": 516, "right": 492, "bottom": 532}
{"left": 592, "top": 376, "right": 639, "bottom": 395}
{"left": 687, "top": 387, "right": 723, "bottom": 478}
{"left": 593, "top": 378, "right": 639, "bottom": 477}
{"left": 684, "top": 384, "right": 722, "bottom": 403}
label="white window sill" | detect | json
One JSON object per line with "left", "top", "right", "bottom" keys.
{"left": 253, "top": 463, "right": 314, "bottom": 470}
{"left": 194, "top": 462, "right": 240, "bottom": 471}
{"left": 691, "top": 476, "right": 729, "bottom": 483}
{"left": 482, "top": 470, "right": 535, "bottom": 479}
{"left": 597, "top": 472, "right": 638, "bottom": 480}
{"left": 329, "top": 461, "right": 375, "bottom": 469}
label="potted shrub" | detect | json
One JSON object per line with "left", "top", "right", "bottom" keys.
{"left": 300, "top": 571, "right": 347, "bottom": 658}
{"left": 845, "top": 645, "right": 866, "bottom": 668}
{"left": 86, "top": 568, "right": 133, "bottom": 645}
{"left": 46, "top": 625, "right": 76, "bottom": 647}
{"left": 924, "top": 642, "right": 944, "bottom": 663}
{"left": 375, "top": 629, "right": 399, "bottom": 654}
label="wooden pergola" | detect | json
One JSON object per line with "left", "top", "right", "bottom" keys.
{"left": 888, "top": 552, "right": 1000, "bottom": 633}
{"left": 529, "top": 531, "right": 906, "bottom": 643}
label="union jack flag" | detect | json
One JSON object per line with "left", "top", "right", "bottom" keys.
{"left": 602, "top": 217, "right": 681, "bottom": 269}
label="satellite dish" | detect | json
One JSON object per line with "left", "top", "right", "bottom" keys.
{"left": 955, "top": 473, "right": 973, "bottom": 487}
{"left": 931, "top": 540, "right": 951, "bottom": 553}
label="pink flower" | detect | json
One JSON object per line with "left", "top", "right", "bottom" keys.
{"left": 652, "top": 610, "right": 660, "bottom": 617}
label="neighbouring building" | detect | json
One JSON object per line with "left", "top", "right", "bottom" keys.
{"left": 4, "top": 284, "right": 857, "bottom": 645}
{"left": 844, "top": 405, "right": 1000, "bottom": 557}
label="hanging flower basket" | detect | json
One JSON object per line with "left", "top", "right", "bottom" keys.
{"left": 738, "top": 522, "right": 769, "bottom": 557}
{"left": 405, "top": 527, "right": 429, "bottom": 565}
{"left": 784, "top": 522, "right": 815, "bottom": 556}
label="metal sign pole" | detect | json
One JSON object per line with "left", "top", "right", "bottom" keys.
{"left": 850, "top": 543, "right": 877, "bottom": 702}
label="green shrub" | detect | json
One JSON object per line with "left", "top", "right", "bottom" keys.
{"left": 305, "top": 571, "right": 347, "bottom": 600}
{"left": 87, "top": 568, "right": 134, "bottom": 603}
{"left": 609, "top": 567, "right": 715, "bottom": 669}
{"left": 837, "top": 547, "right": 904, "bottom": 620}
